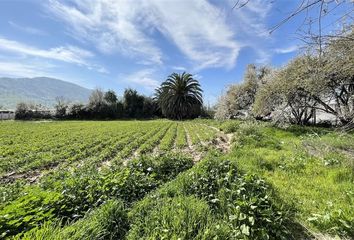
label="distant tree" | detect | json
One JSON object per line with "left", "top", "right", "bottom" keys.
{"left": 314, "top": 29, "right": 354, "bottom": 124}
{"left": 15, "top": 102, "right": 51, "bottom": 120}
{"left": 88, "top": 88, "right": 105, "bottom": 112}
{"left": 104, "top": 90, "right": 118, "bottom": 105}
{"left": 87, "top": 88, "right": 107, "bottom": 118}
{"left": 253, "top": 28, "right": 354, "bottom": 126}
{"left": 68, "top": 103, "right": 88, "bottom": 119}
{"left": 15, "top": 102, "right": 30, "bottom": 120}
{"left": 123, "top": 89, "right": 144, "bottom": 118}
{"left": 54, "top": 96, "right": 69, "bottom": 119}
{"left": 155, "top": 72, "right": 203, "bottom": 120}
{"left": 142, "top": 97, "right": 160, "bottom": 118}
{"left": 214, "top": 94, "right": 232, "bottom": 120}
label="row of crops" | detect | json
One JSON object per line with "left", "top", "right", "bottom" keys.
{"left": 0, "top": 120, "right": 219, "bottom": 180}
{"left": 0, "top": 120, "right": 224, "bottom": 238}
{"left": 2, "top": 120, "right": 351, "bottom": 238}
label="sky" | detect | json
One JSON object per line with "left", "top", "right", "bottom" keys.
{"left": 0, "top": 0, "right": 352, "bottom": 105}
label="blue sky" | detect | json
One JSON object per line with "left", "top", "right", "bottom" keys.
{"left": 0, "top": 0, "right": 351, "bottom": 105}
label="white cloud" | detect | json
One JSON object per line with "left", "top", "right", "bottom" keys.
{"left": 46, "top": 0, "right": 241, "bottom": 69}
{"left": 274, "top": 45, "right": 299, "bottom": 54}
{"left": 0, "top": 37, "right": 107, "bottom": 73}
{"left": 0, "top": 61, "right": 53, "bottom": 78}
{"left": 44, "top": 0, "right": 279, "bottom": 71}
{"left": 8, "top": 21, "right": 46, "bottom": 35}
{"left": 47, "top": 0, "right": 163, "bottom": 65}
{"left": 172, "top": 66, "right": 187, "bottom": 71}
{"left": 147, "top": 0, "right": 240, "bottom": 70}
{"left": 122, "top": 69, "right": 160, "bottom": 90}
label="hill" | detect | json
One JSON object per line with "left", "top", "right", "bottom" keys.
{"left": 0, "top": 77, "right": 92, "bottom": 109}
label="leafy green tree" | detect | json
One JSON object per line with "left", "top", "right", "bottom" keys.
{"left": 123, "top": 89, "right": 145, "bottom": 118}
{"left": 155, "top": 72, "right": 203, "bottom": 120}
{"left": 104, "top": 90, "right": 118, "bottom": 105}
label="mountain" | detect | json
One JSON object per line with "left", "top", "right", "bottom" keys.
{"left": 0, "top": 77, "right": 92, "bottom": 110}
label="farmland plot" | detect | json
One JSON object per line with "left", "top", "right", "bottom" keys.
{"left": 0, "top": 120, "right": 225, "bottom": 238}
{"left": 0, "top": 121, "right": 221, "bottom": 181}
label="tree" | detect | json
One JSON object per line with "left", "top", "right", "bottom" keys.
{"left": 123, "top": 89, "right": 144, "bottom": 118}
{"left": 104, "top": 90, "right": 118, "bottom": 105}
{"left": 214, "top": 64, "right": 271, "bottom": 120}
{"left": 88, "top": 88, "right": 107, "bottom": 118}
{"left": 68, "top": 103, "right": 88, "bottom": 119}
{"left": 15, "top": 102, "right": 30, "bottom": 120}
{"left": 314, "top": 29, "right": 354, "bottom": 124}
{"left": 54, "top": 96, "right": 69, "bottom": 119}
{"left": 253, "top": 59, "right": 317, "bottom": 125}
{"left": 155, "top": 72, "right": 203, "bottom": 120}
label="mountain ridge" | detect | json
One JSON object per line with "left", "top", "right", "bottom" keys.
{"left": 0, "top": 77, "right": 92, "bottom": 109}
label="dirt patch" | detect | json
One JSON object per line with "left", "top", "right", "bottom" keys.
{"left": 1, "top": 170, "right": 42, "bottom": 184}
{"left": 0, "top": 162, "right": 60, "bottom": 184}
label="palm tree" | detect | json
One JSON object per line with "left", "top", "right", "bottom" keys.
{"left": 155, "top": 72, "right": 203, "bottom": 120}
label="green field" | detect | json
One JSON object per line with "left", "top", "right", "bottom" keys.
{"left": 0, "top": 120, "right": 353, "bottom": 239}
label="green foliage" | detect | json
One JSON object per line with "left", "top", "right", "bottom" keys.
{"left": 133, "top": 157, "right": 293, "bottom": 239}
{"left": 220, "top": 120, "right": 241, "bottom": 133}
{"left": 155, "top": 72, "right": 203, "bottom": 120}
{"left": 232, "top": 122, "right": 281, "bottom": 149}
{"left": 230, "top": 124, "right": 354, "bottom": 238}
{"left": 127, "top": 196, "right": 216, "bottom": 240}
{"left": 0, "top": 188, "right": 60, "bottom": 238}
{"left": 16, "top": 200, "right": 129, "bottom": 240}
{"left": 0, "top": 152, "right": 193, "bottom": 238}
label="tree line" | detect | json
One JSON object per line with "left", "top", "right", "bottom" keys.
{"left": 215, "top": 27, "right": 354, "bottom": 127}
{"left": 15, "top": 72, "right": 210, "bottom": 120}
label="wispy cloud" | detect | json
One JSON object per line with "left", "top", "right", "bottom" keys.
{"left": 172, "top": 66, "right": 187, "bottom": 71}
{"left": 0, "top": 61, "right": 53, "bottom": 78}
{"left": 0, "top": 37, "right": 107, "bottom": 73}
{"left": 46, "top": 0, "right": 241, "bottom": 70}
{"left": 8, "top": 21, "right": 46, "bottom": 35}
{"left": 44, "top": 0, "right": 278, "bottom": 72}
{"left": 122, "top": 69, "right": 160, "bottom": 90}
{"left": 225, "top": 0, "right": 274, "bottom": 64}
{"left": 147, "top": 0, "right": 240, "bottom": 70}
{"left": 274, "top": 45, "right": 299, "bottom": 54}
{"left": 46, "top": 0, "right": 163, "bottom": 65}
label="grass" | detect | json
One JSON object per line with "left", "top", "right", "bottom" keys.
{"left": 0, "top": 119, "right": 352, "bottom": 239}
{"left": 224, "top": 121, "right": 354, "bottom": 238}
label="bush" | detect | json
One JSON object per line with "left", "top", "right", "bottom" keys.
{"left": 232, "top": 122, "right": 281, "bottom": 149}
{"left": 132, "top": 157, "right": 294, "bottom": 239}
{"left": 1, "top": 153, "right": 194, "bottom": 237}
{"left": 0, "top": 188, "right": 60, "bottom": 238}
{"left": 16, "top": 200, "right": 129, "bottom": 240}
{"left": 127, "top": 196, "right": 216, "bottom": 239}
{"left": 15, "top": 102, "right": 52, "bottom": 120}
{"left": 220, "top": 120, "right": 241, "bottom": 133}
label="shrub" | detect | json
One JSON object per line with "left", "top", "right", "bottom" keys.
{"left": 0, "top": 153, "right": 194, "bottom": 237}
{"left": 60, "top": 200, "right": 129, "bottom": 240}
{"left": 134, "top": 157, "right": 294, "bottom": 239}
{"left": 127, "top": 196, "right": 215, "bottom": 239}
{"left": 16, "top": 200, "right": 129, "bottom": 240}
{"left": 0, "top": 188, "right": 60, "bottom": 238}
{"left": 220, "top": 120, "right": 241, "bottom": 133}
{"left": 232, "top": 122, "right": 281, "bottom": 149}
